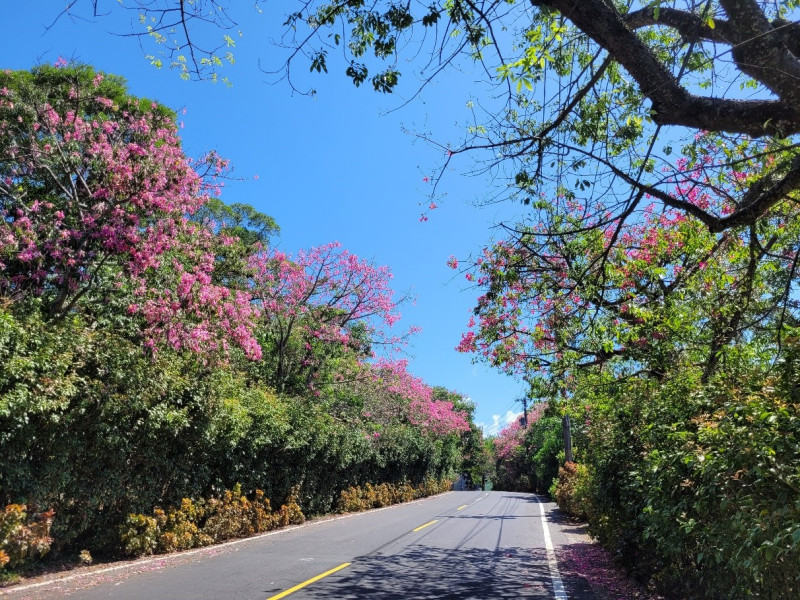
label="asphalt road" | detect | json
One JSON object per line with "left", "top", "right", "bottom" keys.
{"left": 3, "top": 491, "right": 595, "bottom": 599}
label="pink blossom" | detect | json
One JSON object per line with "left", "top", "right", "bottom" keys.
{"left": 0, "top": 67, "right": 260, "bottom": 362}
{"left": 366, "top": 359, "right": 470, "bottom": 435}
{"left": 248, "top": 242, "right": 414, "bottom": 388}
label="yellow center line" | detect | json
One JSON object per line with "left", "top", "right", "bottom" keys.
{"left": 266, "top": 562, "right": 351, "bottom": 600}
{"left": 412, "top": 519, "right": 438, "bottom": 532}
{"left": 456, "top": 504, "right": 468, "bottom": 511}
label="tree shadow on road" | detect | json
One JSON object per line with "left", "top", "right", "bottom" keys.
{"left": 286, "top": 545, "right": 554, "bottom": 599}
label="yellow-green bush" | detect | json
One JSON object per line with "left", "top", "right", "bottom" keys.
{"left": 153, "top": 498, "right": 213, "bottom": 553}
{"left": 120, "top": 514, "right": 159, "bottom": 557}
{"left": 337, "top": 478, "right": 453, "bottom": 513}
{"left": 553, "top": 462, "right": 592, "bottom": 520}
{"left": 395, "top": 481, "right": 416, "bottom": 503}
{"left": 0, "top": 504, "right": 53, "bottom": 570}
{"left": 120, "top": 484, "right": 305, "bottom": 557}
{"left": 275, "top": 487, "right": 306, "bottom": 527}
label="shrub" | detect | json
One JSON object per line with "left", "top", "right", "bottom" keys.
{"left": 153, "top": 498, "right": 211, "bottom": 553}
{"left": 0, "top": 505, "right": 53, "bottom": 569}
{"left": 120, "top": 484, "right": 302, "bottom": 557}
{"left": 396, "top": 481, "right": 416, "bottom": 502}
{"left": 336, "top": 478, "right": 452, "bottom": 513}
{"left": 585, "top": 374, "right": 800, "bottom": 599}
{"left": 119, "top": 514, "right": 158, "bottom": 557}
{"left": 338, "top": 487, "right": 365, "bottom": 512}
{"left": 250, "top": 490, "right": 276, "bottom": 532}
{"left": 202, "top": 485, "right": 258, "bottom": 542}
{"left": 553, "top": 462, "right": 591, "bottom": 520}
{"left": 276, "top": 487, "right": 305, "bottom": 527}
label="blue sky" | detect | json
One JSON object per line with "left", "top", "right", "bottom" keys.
{"left": 4, "top": 4, "right": 526, "bottom": 434}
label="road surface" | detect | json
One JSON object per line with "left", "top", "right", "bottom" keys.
{"left": 2, "top": 491, "right": 594, "bottom": 599}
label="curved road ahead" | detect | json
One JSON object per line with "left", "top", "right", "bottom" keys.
{"left": 3, "top": 491, "right": 594, "bottom": 599}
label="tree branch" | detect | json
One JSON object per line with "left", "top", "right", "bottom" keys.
{"left": 625, "top": 6, "right": 735, "bottom": 43}
{"left": 536, "top": 0, "right": 800, "bottom": 136}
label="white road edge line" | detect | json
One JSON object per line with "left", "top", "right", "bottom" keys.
{"left": 1, "top": 491, "right": 455, "bottom": 596}
{"left": 536, "top": 496, "right": 567, "bottom": 600}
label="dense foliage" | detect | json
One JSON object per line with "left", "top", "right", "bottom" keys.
{"left": 462, "top": 140, "right": 800, "bottom": 596}
{"left": 490, "top": 403, "right": 565, "bottom": 495}
{"left": 573, "top": 365, "right": 800, "bottom": 599}
{"left": 0, "top": 64, "right": 472, "bottom": 569}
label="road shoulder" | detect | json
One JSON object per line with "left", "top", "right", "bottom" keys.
{"left": 542, "top": 498, "right": 662, "bottom": 600}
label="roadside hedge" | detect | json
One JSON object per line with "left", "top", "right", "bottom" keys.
{"left": 0, "top": 307, "right": 464, "bottom": 564}
{"left": 576, "top": 373, "right": 800, "bottom": 599}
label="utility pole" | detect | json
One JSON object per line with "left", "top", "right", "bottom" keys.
{"left": 521, "top": 396, "right": 528, "bottom": 428}
{"left": 562, "top": 414, "right": 574, "bottom": 463}
{"left": 520, "top": 396, "right": 532, "bottom": 492}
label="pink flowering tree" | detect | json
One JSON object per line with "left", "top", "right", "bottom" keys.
{"left": 363, "top": 359, "right": 470, "bottom": 436}
{"left": 190, "top": 198, "right": 279, "bottom": 291}
{"left": 492, "top": 414, "right": 529, "bottom": 491}
{"left": 455, "top": 138, "right": 800, "bottom": 384}
{"left": 0, "top": 64, "right": 260, "bottom": 359}
{"left": 456, "top": 209, "right": 710, "bottom": 378}
{"left": 493, "top": 401, "right": 546, "bottom": 459}
{"left": 248, "top": 242, "right": 414, "bottom": 391}
{"left": 494, "top": 418, "right": 526, "bottom": 462}
{"left": 321, "top": 357, "right": 471, "bottom": 446}
{"left": 490, "top": 401, "right": 552, "bottom": 491}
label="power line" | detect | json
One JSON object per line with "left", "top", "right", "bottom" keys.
{"left": 480, "top": 398, "right": 526, "bottom": 436}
